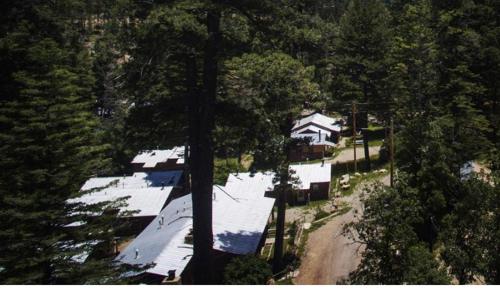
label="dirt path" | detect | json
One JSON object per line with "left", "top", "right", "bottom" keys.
{"left": 329, "top": 146, "right": 381, "bottom": 164}
{"left": 294, "top": 175, "right": 389, "bottom": 285}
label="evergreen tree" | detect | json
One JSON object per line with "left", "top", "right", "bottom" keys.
{"left": 330, "top": 0, "right": 393, "bottom": 121}
{"left": 344, "top": 179, "right": 450, "bottom": 284}
{"left": 431, "top": 0, "right": 491, "bottom": 173}
{"left": 0, "top": 1, "right": 130, "bottom": 284}
{"left": 224, "top": 52, "right": 319, "bottom": 273}
{"left": 223, "top": 255, "right": 272, "bottom": 285}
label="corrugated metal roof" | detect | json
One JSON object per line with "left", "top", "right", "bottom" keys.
{"left": 70, "top": 171, "right": 183, "bottom": 217}
{"left": 294, "top": 125, "right": 333, "bottom": 137}
{"left": 214, "top": 172, "right": 276, "bottom": 254}
{"left": 292, "top": 113, "right": 342, "bottom": 132}
{"left": 117, "top": 195, "right": 193, "bottom": 277}
{"left": 131, "top": 147, "right": 185, "bottom": 168}
{"left": 290, "top": 163, "right": 331, "bottom": 190}
{"left": 117, "top": 172, "right": 276, "bottom": 277}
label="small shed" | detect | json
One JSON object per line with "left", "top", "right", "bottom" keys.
{"left": 289, "top": 163, "right": 331, "bottom": 204}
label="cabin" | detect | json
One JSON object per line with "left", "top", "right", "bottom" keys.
{"left": 116, "top": 172, "right": 276, "bottom": 284}
{"left": 290, "top": 113, "right": 342, "bottom": 161}
{"left": 68, "top": 171, "right": 184, "bottom": 234}
{"left": 131, "top": 147, "right": 185, "bottom": 172}
{"left": 292, "top": 113, "right": 342, "bottom": 144}
{"left": 288, "top": 163, "right": 331, "bottom": 205}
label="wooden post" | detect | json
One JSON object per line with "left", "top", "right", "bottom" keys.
{"left": 352, "top": 102, "right": 357, "bottom": 173}
{"left": 390, "top": 117, "right": 394, "bottom": 188}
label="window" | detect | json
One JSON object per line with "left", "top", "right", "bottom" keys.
{"left": 312, "top": 184, "right": 319, "bottom": 191}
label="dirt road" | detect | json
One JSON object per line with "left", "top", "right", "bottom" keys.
{"left": 329, "top": 146, "right": 381, "bottom": 164}
{"left": 294, "top": 176, "right": 389, "bottom": 285}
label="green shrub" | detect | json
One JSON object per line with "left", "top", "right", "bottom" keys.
{"left": 223, "top": 255, "right": 272, "bottom": 285}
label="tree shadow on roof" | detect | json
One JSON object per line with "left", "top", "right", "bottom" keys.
{"left": 214, "top": 230, "right": 263, "bottom": 255}
{"left": 143, "top": 171, "right": 183, "bottom": 187}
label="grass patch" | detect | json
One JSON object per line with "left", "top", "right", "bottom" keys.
{"left": 213, "top": 157, "right": 250, "bottom": 185}
{"left": 332, "top": 163, "right": 390, "bottom": 196}
{"left": 275, "top": 277, "right": 295, "bottom": 285}
{"left": 367, "top": 123, "right": 385, "bottom": 131}
{"left": 368, "top": 139, "right": 384, "bottom": 147}
{"left": 300, "top": 199, "right": 329, "bottom": 210}
{"left": 313, "top": 207, "right": 330, "bottom": 221}
{"left": 261, "top": 244, "right": 273, "bottom": 259}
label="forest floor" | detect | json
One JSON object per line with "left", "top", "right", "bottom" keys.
{"left": 293, "top": 175, "right": 390, "bottom": 285}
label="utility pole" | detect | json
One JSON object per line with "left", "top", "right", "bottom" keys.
{"left": 362, "top": 128, "right": 371, "bottom": 171}
{"left": 352, "top": 101, "right": 357, "bottom": 173}
{"left": 390, "top": 117, "right": 394, "bottom": 187}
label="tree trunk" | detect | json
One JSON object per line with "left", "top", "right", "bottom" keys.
{"left": 362, "top": 128, "right": 371, "bottom": 171}
{"left": 189, "top": 9, "right": 220, "bottom": 285}
{"left": 273, "top": 167, "right": 288, "bottom": 274}
{"left": 273, "top": 114, "right": 294, "bottom": 274}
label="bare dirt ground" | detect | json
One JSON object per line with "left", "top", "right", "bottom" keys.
{"left": 294, "top": 175, "right": 389, "bottom": 285}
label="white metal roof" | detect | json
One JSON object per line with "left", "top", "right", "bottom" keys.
{"left": 292, "top": 113, "right": 342, "bottom": 133}
{"left": 70, "top": 171, "right": 183, "bottom": 217}
{"left": 291, "top": 133, "right": 336, "bottom": 147}
{"left": 294, "top": 125, "right": 332, "bottom": 137}
{"left": 117, "top": 172, "right": 276, "bottom": 277}
{"left": 214, "top": 172, "right": 276, "bottom": 254}
{"left": 131, "top": 147, "right": 185, "bottom": 168}
{"left": 116, "top": 195, "right": 194, "bottom": 277}
{"left": 290, "top": 163, "right": 331, "bottom": 190}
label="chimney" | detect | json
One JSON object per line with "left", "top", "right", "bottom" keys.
{"left": 135, "top": 248, "right": 139, "bottom": 259}
{"left": 318, "top": 129, "right": 322, "bottom": 139}
{"left": 322, "top": 159, "right": 325, "bottom": 167}
{"left": 159, "top": 214, "right": 164, "bottom": 226}
{"left": 213, "top": 192, "right": 216, "bottom": 200}
{"left": 161, "top": 181, "right": 165, "bottom": 190}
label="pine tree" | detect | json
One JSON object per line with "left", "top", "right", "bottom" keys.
{"left": 223, "top": 52, "right": 319, "bottom": 273}
{"left": 431, "top": 0, "right": 491, "bottom": 173}
{"left": 0, "top": 1, "right": 130, "bottom": 284}
{"left": 344, "top": 180, "right": 450, "bottom": 284}
{"left": 331, "top": 0, "right": 393, "bottom": 121}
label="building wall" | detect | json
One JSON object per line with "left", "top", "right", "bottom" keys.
{"left": 309, "top": 182, "right": 330, "bottom": 201}
{"left": 131, "top": 161, "right": 185, "bottom": 172}
{"left": 289, "top": 145, "right": 331, "bottom": 162}
{"left": 288, "top": 181, "right": 330, "bottom": 205}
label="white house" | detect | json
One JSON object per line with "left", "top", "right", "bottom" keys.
{"left": 292, "top": 113, "right": 342, "bottom": 142}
